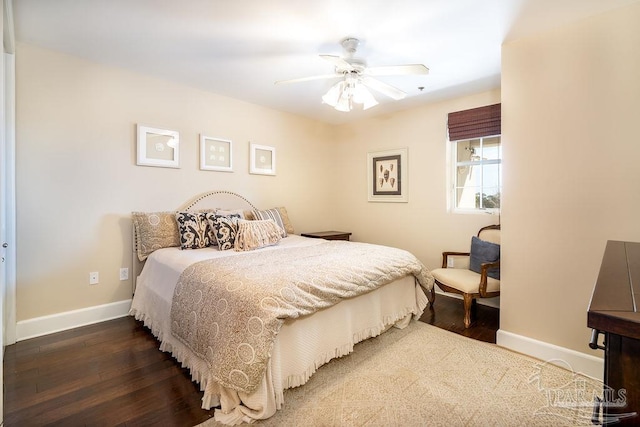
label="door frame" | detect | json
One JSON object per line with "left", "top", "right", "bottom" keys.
{"left": 2, "top": 0, "right": 16, "bottom": 423}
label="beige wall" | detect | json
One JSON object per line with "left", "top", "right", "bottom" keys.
{"left": 332, "top": 91, "right": 501, "bottom": 272}
{"left": 501, "top": 2, "right": 640, "bottom": 355}
{"left": 16, "top": 43, "right": 338, "bottom": 320}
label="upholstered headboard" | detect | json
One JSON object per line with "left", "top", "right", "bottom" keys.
{"left": 179, "top": 190, "right": 257, "bottom": 211}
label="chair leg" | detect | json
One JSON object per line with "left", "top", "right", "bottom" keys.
{"left": 463, "top": 293, "right": 474, "bottom": 328}
{"left": 427, "top": 286, "right": 435, "bottom": 305}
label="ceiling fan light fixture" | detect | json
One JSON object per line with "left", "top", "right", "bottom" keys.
{"left": 321, "top": 81, "right": 344, "bottom": 107}
{"left": 322, "top": 76, "right": 379, "bottom": 112}
{"left": 334, "top": 95, "right": 351, "bottom": 112}
{"left": 322, "top": 81, "right": 378, "bottom": 112}
{"left": 352, "top": 84, "right": 378, "bottom": 110}
{"left": 322, "top": 80, "right": 353, "bottom": 112}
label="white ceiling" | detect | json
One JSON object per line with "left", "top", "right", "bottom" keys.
{"left": 13, "top": 0, "right": 640, "bottom": 124}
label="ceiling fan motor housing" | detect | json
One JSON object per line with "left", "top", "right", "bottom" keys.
{"left": 341, "top": 38, "right": 360, "bottom": 57}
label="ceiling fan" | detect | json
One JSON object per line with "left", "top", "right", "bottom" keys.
{"left": 275, "top": 38, "right": 429, "bottom": 112}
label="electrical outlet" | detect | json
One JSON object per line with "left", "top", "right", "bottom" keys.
{"left": 447, "top": 257, "right": 455, "bottom": 268}
{"left": 89, "top": 271, "right": 99, "bottom": 285}
{"left": 120, "top": 267, "right": 129, "bottom": 281}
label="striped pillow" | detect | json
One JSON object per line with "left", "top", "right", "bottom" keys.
{"left": 253, "top": 208, "right": 287, "bottom": 237}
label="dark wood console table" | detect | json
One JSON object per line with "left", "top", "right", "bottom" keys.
{"left": 588, "top": 240, "right": 640, "bottom": 425}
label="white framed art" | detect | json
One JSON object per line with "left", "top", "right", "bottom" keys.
{"left": 200, "top": 135, "right": 233, "bottom": 172}
{"left": 249, "top": 143, "right": 276, "bottom": 175}
{"left": 136, "top": 125, "right": 180, "bottom": 168}
{"left": 367, "top": 147, "right": 408, "bottom": 203}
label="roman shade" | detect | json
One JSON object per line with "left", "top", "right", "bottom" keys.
{"left": 447, "top": 103, "right": 501, "bottom": 141}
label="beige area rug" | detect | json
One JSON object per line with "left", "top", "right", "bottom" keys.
{"left": 199, "top": 322, "right": 603, "bottom": 426}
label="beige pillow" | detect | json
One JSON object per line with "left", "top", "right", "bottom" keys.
{"left": 243, "top": 210, "right": 256, "bottom": 221}
{"left": 276, "top": 207, "right": 294, "bottom": 235}
{"left": 132, "top": 211, "right": 180, "bottom": 261}
{"left": 234, "top": 219, "right": 283, "bottom": 251}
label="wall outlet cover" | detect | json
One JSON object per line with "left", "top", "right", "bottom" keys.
{"left": 89, "top": 271, "right": 99, "bottom": 285}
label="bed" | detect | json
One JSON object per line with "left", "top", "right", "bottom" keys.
{"left": 129, "top": 191, "right": 434, "bottom": 425}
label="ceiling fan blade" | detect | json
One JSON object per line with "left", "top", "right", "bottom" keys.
{"left": 365, "top": 64, "right": 429, "bottom": 76}
{"left": 319, "top": 54, "right": 354, "bottom": 71}
{"left": 361, "top": 76, "right": 407, "bottom": 100}
{"left": 275, "top": 73, "right": 342, "bottom": 85}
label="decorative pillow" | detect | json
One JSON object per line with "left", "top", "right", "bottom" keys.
{"left": 275, "top": 207, "right": 294, "bottom": 235}
{"left": 469, "top": 236, "right": 500, "bottom": 280}
{"left": 253, "top": 208, "right": 289, "bottom": 237}
{"left": 175, "top": 212, "right": 213, "bottom": 250}
{"left": 208, "top": 214, "right": 242, "bottom": 250}
{"left": 215, "top": 209, "right": 246, "bottom": 219}
{"left": 132, "top": 211, "right": 180, "bottom": 261}
{"left": 234, "top": 219, "right": 283, "bottom": 252}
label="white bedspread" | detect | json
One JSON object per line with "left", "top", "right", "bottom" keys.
{"left": 130, "top": 235, "right": 430, "bottom": 424}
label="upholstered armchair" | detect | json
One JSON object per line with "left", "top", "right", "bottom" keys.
{"left": 430, "top": 225, "right": 500, "bottom": 328}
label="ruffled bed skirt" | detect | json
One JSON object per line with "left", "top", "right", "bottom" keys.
{"left": 130, "top": 275, "right": 428, "bottom": 425}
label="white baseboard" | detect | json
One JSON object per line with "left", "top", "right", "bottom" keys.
{"left": 16, "top": 299, "right": 132, "bottom": 341}
{"left": 497, "top": 329, "right": 604, "bottom": 381}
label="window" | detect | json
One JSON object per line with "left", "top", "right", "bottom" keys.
{"left": 452, "top": 136, "right": 501, "bottom": 211}
{"left": 447, "top": 103, "right": 501, "bottom": 212}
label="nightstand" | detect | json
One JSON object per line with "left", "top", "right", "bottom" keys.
{"left": 300, "top": 231, "right": 352, "bottom": 241}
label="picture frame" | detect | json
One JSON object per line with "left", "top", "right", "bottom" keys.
{"left": 367, "top": 148, "right": 408, "bottom": 202}
{"left": 249, "top": 143, "right": 276, "bottom": 175}
{"left": 136, "top": 125, "right": 180, "bottom": 168}
{"left": 200, "top": 135, "right": 233, "bottom": 172}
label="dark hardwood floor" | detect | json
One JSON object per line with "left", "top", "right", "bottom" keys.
{"left": 420, "top": 293, "right": 499, "bottom": 343}
{"left": 3, "top": 294, "right": 498, "bottom": 426}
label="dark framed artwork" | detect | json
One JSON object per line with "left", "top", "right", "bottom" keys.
{"left": 367, "top": 148, "right": 408, "bottom": 202}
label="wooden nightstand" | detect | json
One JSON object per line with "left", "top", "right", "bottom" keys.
{"left": 301, "top": 231, "right": 352, "bottom": 241}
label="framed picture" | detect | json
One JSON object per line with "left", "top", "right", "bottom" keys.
{"left": 367, "top": 148, "right": 408, "bottom": 202}
{"left": 200, "top": 135, "right": 233, "bottom": 172}
{"left": 249, "top": 143, "right": 276, "bottom": 175}
{"left": 136, "top": 125, "right": 180, "bottom": 168}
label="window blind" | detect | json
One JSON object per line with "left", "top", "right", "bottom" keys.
{"left": 447, "top": 103, "right": 501, "bottom": 141}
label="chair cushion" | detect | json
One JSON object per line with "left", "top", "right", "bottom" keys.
{"left": 432, "top": 268, "right": 500, "bottom": 294}
{"left": 469, "top": 236, "right": 500, "bottom": 279}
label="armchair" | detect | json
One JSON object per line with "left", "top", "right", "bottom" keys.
{"left": 430, "top": 225, "right": 500, "bottom": 328}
